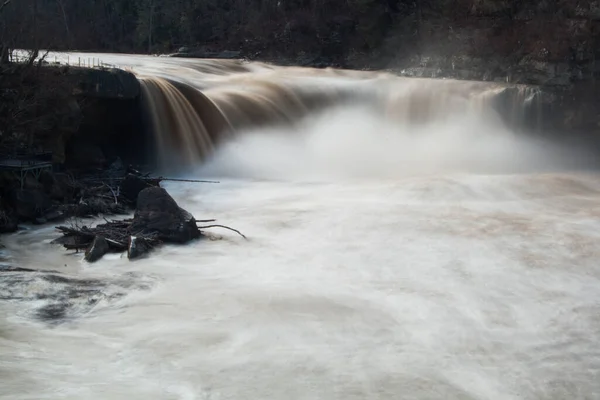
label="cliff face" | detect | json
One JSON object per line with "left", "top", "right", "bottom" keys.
{"left": 246, "top": 1, "right": 598, "bottom": 134}
{"left": 366, "top": 1, "right": 600, "bottom": 134}
{"left": 376, "top": 1, "right": 598, "bottom": 85}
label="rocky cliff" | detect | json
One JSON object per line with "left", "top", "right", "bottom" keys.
{"left": 194, "top": 0, "right": 598, "bottom": 134}
{"left": 363, "top": 1, "right": 600, "bottom": 135}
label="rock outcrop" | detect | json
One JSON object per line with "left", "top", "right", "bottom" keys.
{"left": 84, "top": 236, "right": 109, "bottom": 262}
{"left": 54, "top": 185, "right": 204, "bottom": 262}
{"left": 130, "top": 187, "right": 200, "bottom": 244}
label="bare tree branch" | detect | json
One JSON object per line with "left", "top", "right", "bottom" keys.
{"left": 197, "top": 224, "right": 248, "bottom": 240}
{"left": 0, "top": 0, "right": 11, "bottom": 14}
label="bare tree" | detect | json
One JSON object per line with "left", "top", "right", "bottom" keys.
{"left": 0, "top": 0, "right": 11, "bottom": 64}
{"left": 148, "top": 0, "right": 154, "bottom": 53}
{"left": 55, "top": 0, "right": 71, "bottom": 46}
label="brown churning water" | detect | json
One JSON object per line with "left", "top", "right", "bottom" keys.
{"left": 131, "top": 57, "right": 542, "bottom": 170}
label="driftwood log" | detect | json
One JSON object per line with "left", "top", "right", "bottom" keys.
{"left": 53, "top": 186, "right": 246, "bottom": 262}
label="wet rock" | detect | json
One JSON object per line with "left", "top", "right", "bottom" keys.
{"left": 52, "top": 234, "right": 90, "bottom": 250}
{"left": 217, "top": 50, "right": 241, "bottom": 59}
{"left": 84, "top": 236, "right": 109, "bottom": 262}
{"left": 0, "top": 271, "right": 144, "bottom": 324}
{"left": 43, "top": 208, "right": 66, "bottom": 223}
{"left": 127, "top": 236, "right": 152, "bottom": 260}
{"left": 0, "top": 265, "right": 38, "bottom": 273}
{"left": 130, "top": 187, "right": 200, "bottom": 243}
{"left": 36, "top": 303, "right": 67, "bottom": 321}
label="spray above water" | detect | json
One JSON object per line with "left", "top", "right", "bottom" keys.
{"left": 198, "top": 104, "right": 592, "bottom": 181}
{"left": 128, "top": 56, "right": 566, "bottom": 175}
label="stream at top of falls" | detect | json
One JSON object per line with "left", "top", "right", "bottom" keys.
{"left": 2, "top": 53, "right": 600, "bottom": 400}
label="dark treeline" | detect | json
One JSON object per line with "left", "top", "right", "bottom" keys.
{"left": 0, "top": 0, "right": 598, "bottom": 72}
{"left": 0, "top": 0, "right": 424, "bottom": 56}
{"left": 4, "top": 0, "right": 597, "bottom": 64}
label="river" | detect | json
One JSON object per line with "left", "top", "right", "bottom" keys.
{"left": 1, "top": 53, "right": 600, "bottom": 399}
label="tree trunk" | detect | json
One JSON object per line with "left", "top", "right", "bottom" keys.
{"left": 56, "top": 0, "right": 71, "bottom": 47}
{"left": 148, "top": 0, "right": 154, "bottom": 54}
{"left": 0, "top": 46, "right": 8, "bottom": 64}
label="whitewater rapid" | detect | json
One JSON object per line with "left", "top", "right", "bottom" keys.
{"left": 3, "top": 171, "right": 600, "bottom": 399}
{"left": 2, "top": 53, "right": 600, "bottom": 399}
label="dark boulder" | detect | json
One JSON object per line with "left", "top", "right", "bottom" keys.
{"left": 130, "top": 187, "right": 200, "bottom": 243}
{"left": 0, "top": 265, "right": 38, "bottom": 273}
{"left": 84, "top": 236, "right": 109, "bottom": 262}
{"left": 127, "top": 236, "right": 152, "bottom": 260}
{"left": 52, "top": 234, "right": 90, "bottom": 250}
{"left": 119, "top": 174, "right": 156, "bottom": 204}
{"left": 42, "top": 208, "right": 65, "bottom": 223}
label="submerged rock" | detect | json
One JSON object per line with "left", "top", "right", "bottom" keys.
{"left": 0, "top": 265, "right": 38, "bottom": 273}
{"left": 130, "top": 187, "right": 200, "bottom": 243}
{"left": 84, "top": 236, "right": 109, "bottom": 262}
{"left": 53, "top": 186, "right": 205, "bottom": 262}
{"left": 127, "top": 236, "right": 152, "bottom": 260}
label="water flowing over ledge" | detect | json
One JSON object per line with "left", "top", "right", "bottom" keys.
{"left": 135, "top": 58, "right": 543, "bottom": 171}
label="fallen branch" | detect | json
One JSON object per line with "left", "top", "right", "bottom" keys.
{"left": 77, "top": 176, "right": 217, "bottom": 184}
{"left": 197, "top": 224, "right": 247, "bottom": 240}
{"left": 55, "top": 225, "right": 95, "bottom": 239}
{"left": 103, "top": 183, "right": 118, "bottom": 204}
{"left": 0, "top": 0, "right": 11, "bottom": 14}
{"left": 158, "top": 177, "right": 220, "bottom": 184}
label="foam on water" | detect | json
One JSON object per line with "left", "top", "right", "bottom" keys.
{"left": 3, "top": 171, "right": 600, "bottom": 399}
{"left": 198, "top": 104, "right": 596, "bottom": 181}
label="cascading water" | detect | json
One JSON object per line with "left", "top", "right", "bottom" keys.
{"left": 2, "top": 53, "right": 600, "bottom": 400}
{"left": 112, "top": 52, "right": 546, "bottom": 171}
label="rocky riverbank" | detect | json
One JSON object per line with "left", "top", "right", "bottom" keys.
{"left": 0, "top": 59, "right": 149, "bottom": 237}
{"left": 0, "top": 160, "right": 157, "bottom": 233}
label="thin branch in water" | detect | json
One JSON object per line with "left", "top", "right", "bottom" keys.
{"left": 158, "top": 177, "right": 220, "bottom": 184}
{"left": 198, "top": 225, "right": 247, "bottom": 240}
